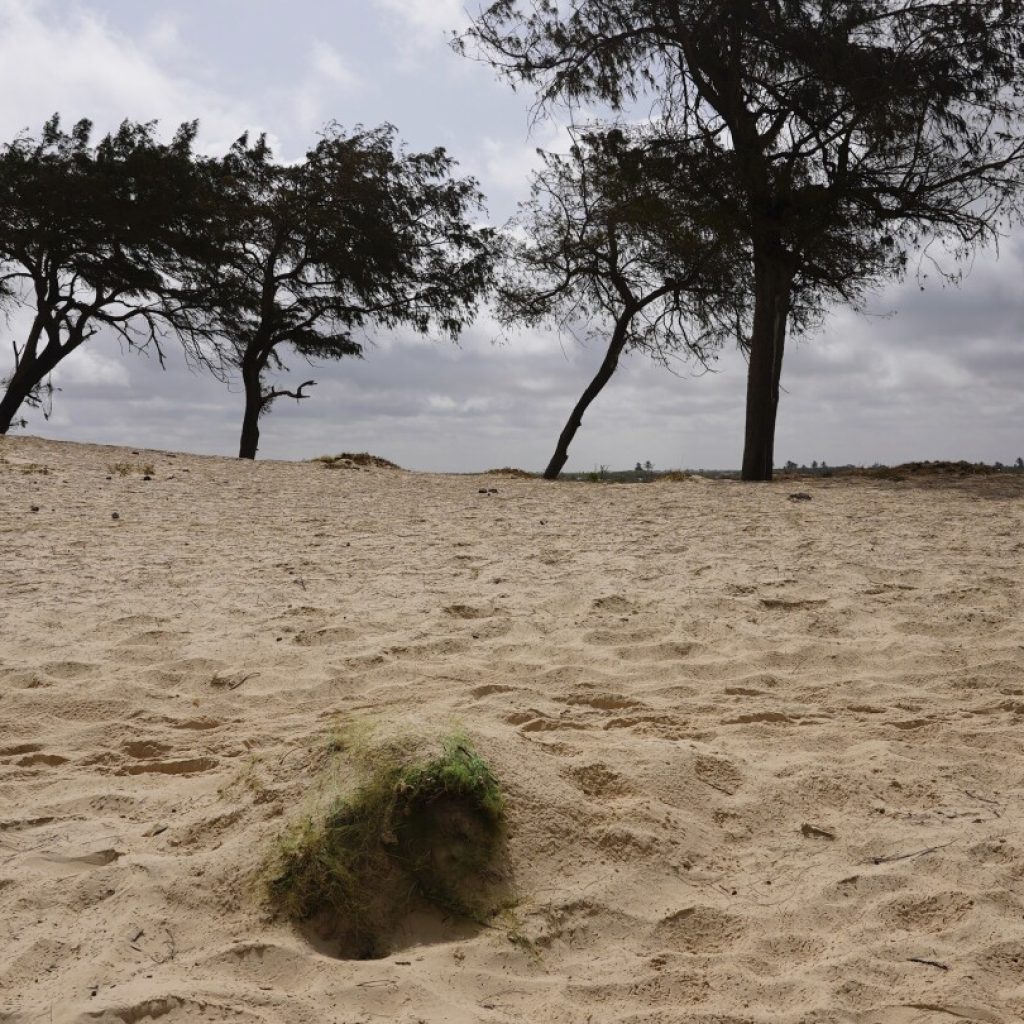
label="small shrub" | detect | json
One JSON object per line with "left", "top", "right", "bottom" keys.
{"left": 316, "top": 452, "right": 400, "bottom": 470}
{"left": 268, "top": 734, "right": 507, "bottom": 959}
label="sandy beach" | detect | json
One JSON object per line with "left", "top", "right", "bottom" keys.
{"left": 1, "top": 434, "right": 1023, "bottom": 1023}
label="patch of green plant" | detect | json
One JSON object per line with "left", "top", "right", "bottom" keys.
{"left": 267, "top": 733, "right": 507, "bottom": 959}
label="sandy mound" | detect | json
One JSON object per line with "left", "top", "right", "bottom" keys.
{"left": 1, "top": 434, "right": 1022, "bottom": 1023}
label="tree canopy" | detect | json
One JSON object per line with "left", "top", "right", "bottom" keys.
{"left": 0, "top": 115, "right": 211, "bottom": 434}
{"left": 188, "top": 125, "right": 494, "bottom": 459}
{"left": 500, "top": 125, "right": 748, "bottom": 477}
{"left": 463, "top": 0, "right": 1024, "bottom": 478}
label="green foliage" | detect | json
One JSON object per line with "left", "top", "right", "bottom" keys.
{"left": 499, "top": 125, "right": 747, "bottom": 359}
{"left": 186, "top": 125, "right": 495, "bottom": 458}
{"left": 463, "top": 1, "right": 1024, "bottom": 478}
{"left": 268, "top": 734, "right": 507, "bottom": 959}
{"left": 0, "top": 115, "right": 212, "bottom": 432}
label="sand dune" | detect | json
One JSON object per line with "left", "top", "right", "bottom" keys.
{"left": 1, "top": 435, "right": 1023, "bottom": 1023}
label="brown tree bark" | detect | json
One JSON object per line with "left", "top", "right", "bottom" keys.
{"left": 543, "top": 314, "right": 631, "bottom": 480}
{"left": 741, "top": 250, "right": 792, "bottom": 481}
{"left": 238, "top": 359, "right": 264, "bottom": 460}
{"left": 0, "top": 322, "right": 69, "bottom": 434}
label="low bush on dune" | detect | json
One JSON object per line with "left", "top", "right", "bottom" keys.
{"left": 108, "top": 460, "right": 154, "bottom": 476}
{"left": 267, "top": 733, "right": 508, "bottom": 959}
{"left": 315, "top": 452, "right": 401, "bottom": 470}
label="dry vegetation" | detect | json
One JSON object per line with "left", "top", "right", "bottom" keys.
{"left": 316, "top": 452, "right": 402, "bottom": 470}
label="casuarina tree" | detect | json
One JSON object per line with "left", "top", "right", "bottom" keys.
{"left": 194, "top": 126, "right": 493, "bottom": 460}
{"left": 0, "top": 116, "right": 211, "bottom": 434}
{"left": 500, "top": 125, "right": 747, "bottom": 478}
{"left": 462, "top": 1, "right": 1024, "bottom": 479}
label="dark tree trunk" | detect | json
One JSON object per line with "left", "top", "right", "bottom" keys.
{"left": 543, "top": 315, "right": 631, "bottom": 480}
{"left": 238, "top": 361, "right": 264, "bottom": 460}
{"left": 741, "top": 250, "right": 792, "bottom": 481}
{"left": 0, "top": 328, "right": 67, "bottom": 435}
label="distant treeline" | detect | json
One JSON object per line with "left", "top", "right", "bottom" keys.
{"left": 4, "top": 2, "right": 1024, "bottom": 479}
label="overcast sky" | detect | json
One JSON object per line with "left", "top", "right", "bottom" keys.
{"left": 1, "top": 0, "right": 1021, "bottom": 470}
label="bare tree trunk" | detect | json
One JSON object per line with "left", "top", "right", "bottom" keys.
{"left": 741, "top": 250, "right": 792, "bottom": 482}
{"left": 543, "top": 316, "right": 631, "bottom": 480}
{"left": 0, "top": 326, "right": 67, "bottom": 434}
{"left": 238, "top": 361, "right": 263, "bottom": 460}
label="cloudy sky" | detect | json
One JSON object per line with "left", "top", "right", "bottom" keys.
{"left": 1, "top": 0, "right": 1021, "bottom": 471}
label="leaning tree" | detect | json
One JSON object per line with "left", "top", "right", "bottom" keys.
{"left": 0, "top": 116, "right": 211, "bottom": 434}
{"left": 501, "top": 125, "right": 748, "bottom": 478}
{"left": 192, "top": 126, "right": 493, "bottom": 460}
{"left": 462, "top": 1, "right": 1024, "bottom": 479}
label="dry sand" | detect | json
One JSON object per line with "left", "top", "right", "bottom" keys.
{"left": 1, "top": 434, "right": 1023, "bottom": 1024}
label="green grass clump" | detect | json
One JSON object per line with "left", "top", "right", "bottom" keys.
{"left": 268, "top": 734, "right": 507, "bottom": 959}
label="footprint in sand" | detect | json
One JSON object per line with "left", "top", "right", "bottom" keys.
{"left": 694, "top": 755, "right": 744, "bottom": 796}
{"left": 583, "top": 627, "right": 658, "bottom": 646}
{"left": 614, "top": 641, "right": 697, "bottom": 662}
{"left": 122, "top": 739, "right": 173, "bottom": 759}
{"left": 470, "top": 682, "right": 515, "bottom": 698}
{"left": 651, "top": 905, "right": 745, "bottom": 953}
{"left": 880, "top": 891, "right": 974, "bottom": 933}
{"left": 569, "top": 762, "right": 632, "bottom": 797}
{"left": 39, "top": 660, "right": 99, "bottom": 680}
{"left": 560, "top": 692, "right": 642, "bottom": 712}
{"left": 0, "top": 743, "right": 43, "bottom": 758}
{"left": 16, "top": 752, "right": 68, "bottom": 767}
{"left": 443, "top": 603, "right": 495, "bottom": 619}
{"left": 28, "top": 847, "right": 124, "bottom": 876}
{"left": 291, "top": 625, "right": 358, "bottom": 646}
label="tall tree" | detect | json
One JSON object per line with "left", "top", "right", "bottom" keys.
{"left": 462, "top": 1, "right": 1024, "bottom": 479}
{"left": 501, "top": 126, "right": 747, "bottom": 478}
{"left": 193, "top": 126, "right": 493, "bottom": 460}
{"left": 0, "top": 116, "right": 210, "bottom": 434}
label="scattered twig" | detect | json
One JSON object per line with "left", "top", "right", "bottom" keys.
{"left": 907, "top": 957, "right": 950, "bottom": 971}
{"left": 211, "top": 671, "right": 257, "bottom": 691}
{"left": 280, "top": 746, "right": 309, "bottom": 767}
{"left": 965, "top": 790, "right": 1002, "bottom": 816}
{"left": 801, "top": 822, "right": 837, "bottom": 840}
{"left": 695, "top": 775, "right": 735, "bottom": 796}
{"left": 869, "top": 839, "right": 956, "bottom": 865}
{"left": 964, "top": 789, "right": 1000, "bottom": 806}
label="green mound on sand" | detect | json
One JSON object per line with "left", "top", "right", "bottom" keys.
{"left": 268, "top": 734, "right": 508, "bottom": 959}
